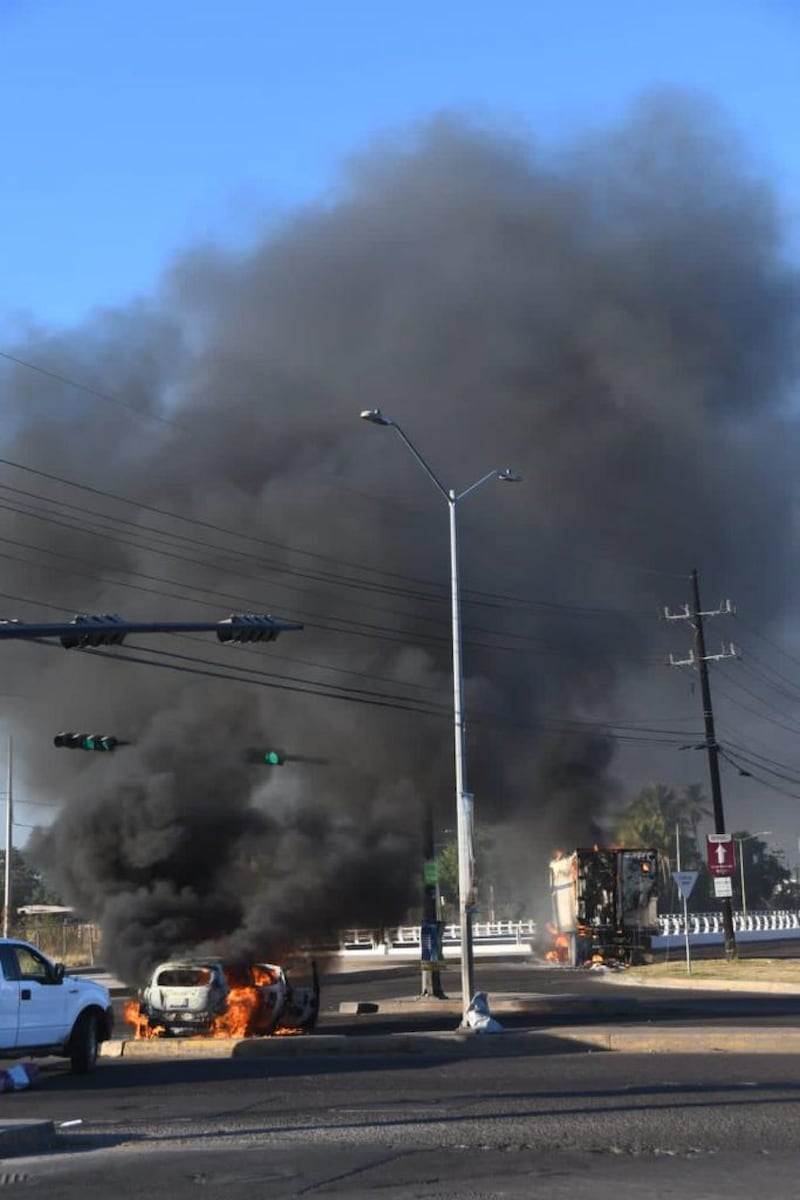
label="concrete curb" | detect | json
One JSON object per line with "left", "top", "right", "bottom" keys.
{"left": 100, "top": 1023, "right": 800, "bottom": 1061}
{"left": 0, "top": 1119, "right": 57, "bottom": 1156}
{"left": 336, "top": 993, "right": 639, "bottom": 1016}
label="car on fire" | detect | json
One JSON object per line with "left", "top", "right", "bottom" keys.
{"left": 253, "top": 962, "right": 319, "bottom": 1033}
{"left": 139, "top": 958, "right": 229, "bottom": 1035}
{"left": 136, "top": 957, "right": 319, "bottom": 1037}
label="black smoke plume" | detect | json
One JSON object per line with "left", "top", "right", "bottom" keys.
{"left": 1, "top": 94, "right": 797, "bottom": 980}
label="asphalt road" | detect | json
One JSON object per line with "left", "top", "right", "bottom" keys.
{"left": 318, "top": 957, "right": 800, "bottom": 1032}
{"left": 109, "top": 955, "right": 800, "bottom": 1037}
{"left": 5, "top": 1048, "right": 800, "bottom": 1197}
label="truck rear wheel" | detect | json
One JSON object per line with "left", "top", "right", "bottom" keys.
{"left": 70, "top": 1011, "right": 99, "bottom": 1074}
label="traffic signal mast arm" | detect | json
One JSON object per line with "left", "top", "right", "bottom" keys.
{"left": 0, "top": 612, "right": 303, "bottom": 648}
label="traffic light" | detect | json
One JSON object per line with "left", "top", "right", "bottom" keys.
{"left": 54, "top": 732, "right": 119, "bottom": 751}
{"left": 217, "top": 614, "right": 280, "bottom": 644}
{"left": 60, "top": 614, "right": 127, "bottom": 649}
{"left": 245, "top": 748, "right": 285, "bottom": 766}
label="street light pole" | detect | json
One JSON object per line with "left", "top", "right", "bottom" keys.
{"left": 448, "top": 486, "right": 475, "bottom": 1010}
{"left": 360, "top": 409, "right": 521, "bottom": 1026}
{"left": 3, "top": 737, "right": 11, "bottom": 938}
{"left": 736, "top": 831, "right": 771, "bottom": 927}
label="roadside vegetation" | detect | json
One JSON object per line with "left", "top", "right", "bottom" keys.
{"left": 611, "top": 782, "right": 797, "bottom": 910}
{"left": 631, "top": 958, "right": 800, "bottom": 984}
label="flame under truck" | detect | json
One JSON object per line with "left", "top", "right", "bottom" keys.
{"left": 549, "top": 847, "right": 659, "bottom": 965}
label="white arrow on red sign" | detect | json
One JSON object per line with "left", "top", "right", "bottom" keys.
{"left": 706, "top": 833, "right": 735, "bottom": 876}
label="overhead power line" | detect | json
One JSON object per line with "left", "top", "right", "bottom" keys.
{"left": 17, "top": 633, "right": 693, "bottom": 747}
{"left": 0, "top": 349, "right": 187, "bottom": 432}
{"left": 0, "top": 454, "right": 656, "bottom": 624}
{"left": 718, "top": 745, "right": 800, "bottom": 803}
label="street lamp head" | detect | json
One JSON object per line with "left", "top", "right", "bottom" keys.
{"left": 360, "top": 408, "right": 394, "bottom": 427}
{"left": 497, "top": 469, "right": 522, "bottom": 483}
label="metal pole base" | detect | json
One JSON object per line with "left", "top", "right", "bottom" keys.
{"left": 419, "top": 966, "right": 448, "bottom": 999}
{"left": 722, "top": 899, "right": 738, "bottom": 960}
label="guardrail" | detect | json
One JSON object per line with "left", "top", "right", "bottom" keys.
{"left": 339, "top": 912, "right": 800, "bottom": 954}
{"left": 657, "top": 910, "right": 800, "bottom": 936}
{"left": 340, "top": 920, "right": 536, "bottom": 954}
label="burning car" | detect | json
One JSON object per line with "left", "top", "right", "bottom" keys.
{"left": 251, "top": 962, "right": 319, "bottom": 1034}
{"left": 129, "top": 958, "right": 319, "bottom": 1039}
{"left": 137, "top": 958, "right": 229, "bottom": 1036}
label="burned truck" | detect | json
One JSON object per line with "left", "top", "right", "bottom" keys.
{"left": 548, "top": 847, "right": 659, "bottom": 966}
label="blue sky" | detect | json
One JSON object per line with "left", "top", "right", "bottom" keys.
{"left": 2, "top": 0, "right": 799, "bottom": 331}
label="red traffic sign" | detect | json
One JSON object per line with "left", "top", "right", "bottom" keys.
{"left": 707, "top": 833, "right": 735, "bottom": 876}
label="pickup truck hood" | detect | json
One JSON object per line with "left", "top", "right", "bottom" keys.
{"left": 65, "top": 974, "right": 112, "bottom": 1005}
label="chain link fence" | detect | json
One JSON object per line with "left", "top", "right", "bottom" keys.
{"left": 6, "top": 915, "right": 100, "bottom": 965}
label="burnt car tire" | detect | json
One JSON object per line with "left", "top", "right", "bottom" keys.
{"left": 70, "top": 1011, "right": 99, "bottom": 1074}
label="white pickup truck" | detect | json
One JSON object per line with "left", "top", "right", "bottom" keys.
{"left": 0, "top": 939, "right": 113, "bottom": 1073}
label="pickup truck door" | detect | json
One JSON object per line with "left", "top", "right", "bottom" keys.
{"left": 7, "top": 944, "right": 69, "bottom": 1045}
{"left": 0, "top": 947, "right": 21, "bottom": 1048}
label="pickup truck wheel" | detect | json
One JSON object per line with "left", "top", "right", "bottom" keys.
{"left": 70, "top": 1012, "right": 99, "bottom": 1074}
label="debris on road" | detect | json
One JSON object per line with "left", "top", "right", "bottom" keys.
{"left": 0, "top": 1064, "right": 41, "bottom": 1092}
{"left": 464, "top": 993, "right": 503, "bottom": 1033}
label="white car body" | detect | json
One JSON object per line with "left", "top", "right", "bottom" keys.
{"left": 0, "top": 938, "right": 113, "bottom": 1073}
{"left": 253, "top": 962, "right": 319, "bottom": 1032}
{"left": 140, "top": 959, "right": 228, "bottom": 1034}
{"left": 137, "top": 958, "right": 319, "bottom": 1036}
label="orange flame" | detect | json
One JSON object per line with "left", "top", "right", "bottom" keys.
{"left": 123, "top": 999, "right": 165, "bottom": 1040}
{"left": 543, "top": 923, "right": 571, "bottom": 964}
{"left": 209, "top": 984, "right": 261, "bottom": 1037}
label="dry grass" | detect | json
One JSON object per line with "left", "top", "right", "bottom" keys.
{"left": 633, "top": 957, "right": 800, "bottom": 983}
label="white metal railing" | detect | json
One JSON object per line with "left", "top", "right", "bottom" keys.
{"left": 657, "top": 910, "right": 800, "bottom": 937}
{"left": 340, "top": 920, "right": 537, "bottom": 951}
{"left": 340, "top": 912, "right": 800, "bottom": 951}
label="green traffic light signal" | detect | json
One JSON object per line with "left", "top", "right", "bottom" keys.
{"left": 54, "top": 731, "right": 119, "bottom": 751}
{"left": 83, "top": 735, "right": 116, "bottom": 751}
{"left": 244, "top": 747, "right": 285, "bottom": 765}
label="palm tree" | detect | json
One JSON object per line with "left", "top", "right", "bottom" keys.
{"left": 613, "top": 782, "right": 710, "bottom": 907}
{"left": 613, "top": 783, "right": 678, "bottom": 857}
{"left": 675, "top": 783, "right": 711, "bottom": 860}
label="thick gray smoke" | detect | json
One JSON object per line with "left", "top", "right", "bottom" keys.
{"left": 2, "top": 94, "right": 798, "bottom": 980}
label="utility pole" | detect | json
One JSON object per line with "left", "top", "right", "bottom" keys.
{"left": 419, "top": 800, "right": 446, "bottom": 998}
{"left": 3, "top": 736, "right": 11, "bottom": 938}
{"left": 665, "top": 568, "right": 737, "bottom": 959}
